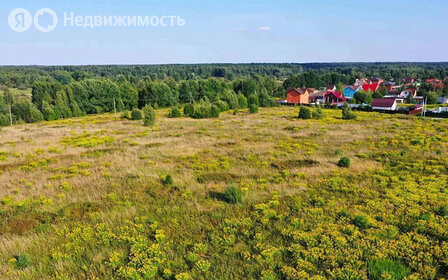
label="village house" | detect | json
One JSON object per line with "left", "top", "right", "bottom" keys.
{"left": 309, "top": 90, "right": 326, "bottom": 104}
{"left": 362, "top": 83, "right": 380, "bottom": 92}
{"left": 342, "top": 85, "right": 361, "bottom": 99}
{"left": 324, "top": 91, "right": 347, "bottom": 105}
{"left": 284, "top": 88, "right": 310, "bottom": 104}
{"left": 326, "top": 85, "right": 336, "bottom": 91}
{"left": 372, "top": 98, "right": 398, "bottom": 111}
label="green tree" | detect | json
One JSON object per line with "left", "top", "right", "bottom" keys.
{"left": 238, "top": 94, "right": 248, "bottom": 108}
{"left": 298, "top": 106, "right": 311, "bottom": 119}
{"left": 183, "top": 103, "right": 195, "bottom": 117}
{"left": 142, "top": 105, "right": 156, "bottom": 126}
{"left": 248, "top": 94, "right": 259, "bottom": 107}
{"left": 342, "top": 103, "right": 357, "bottom": 120}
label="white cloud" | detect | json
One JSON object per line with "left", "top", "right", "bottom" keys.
{"left": 258, "top": 26, "right": 272, "bottom": 31}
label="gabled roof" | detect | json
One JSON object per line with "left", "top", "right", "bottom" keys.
{"left": 362, "top": 84, "right": 379, "bottom": 92}
{"left": 287, "top": 88, "right": 305, "bottom": 95}
{"left": 343, "top": 85, "right": 361, "bottom": 91}
{"left": 325, "top": 91, "right": 347, "bottom": 101}
{"left": 372, "top": 98, "right": 396, "bottom": 108}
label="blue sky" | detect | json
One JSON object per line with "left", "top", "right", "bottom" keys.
{"left": 1, "top": 0, "right": 447, "bottom": 65}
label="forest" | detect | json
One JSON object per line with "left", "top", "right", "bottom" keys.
{"left": 1, "top": 63, "right": 448, "bottom": 127}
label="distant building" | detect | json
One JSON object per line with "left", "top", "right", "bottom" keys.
{"left": 362, "top": 84, "right": 380, "bottom": 92}
{"left": 326, "top": 85, "right": 337, "bottom": 91}
{"left": 342, "top": 85, "right": 361, "bottom": 99}
{"left": 309, "top": 91, "right": 326, "bottom": 104}
{"left": 284, "top": 88, "right": 310, "bottom": 104}
{"left": 372, "top": 98, "right": 398, "bottom": 111}
{"left": 324, "top": 91, "right": 347, "bottom": 105}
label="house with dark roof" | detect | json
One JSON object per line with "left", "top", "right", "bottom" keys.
{"left": 324, "top": 91, "right": 347, "bottom": 105}
{"left": 372, "top": 98, "right": 397, "bottom": 111}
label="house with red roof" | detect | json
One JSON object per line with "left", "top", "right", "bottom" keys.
{"left": 284, "top": 88, "right": 310, "bottom": 104}
{"left": 372, "top": 98, "right": 397, "bottom": 111}
{"left": 324, "top": 91, "right": 347, "bottom": 105}
{"left": 362, "top": 84, "right": 380, "bottom": 92}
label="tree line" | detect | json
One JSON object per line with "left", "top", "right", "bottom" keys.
{"left": 0, "top": 76, "right": 282, "bottom": 126}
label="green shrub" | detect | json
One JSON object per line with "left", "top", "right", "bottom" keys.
{"left": 0, "top": 114, "right": 9, "bottom": 127}
{"left": 233, "top": 109, "right": 239, "bottom": 115}
{"left": 224, "top": 185, "right": 243, "bottom": 204}
{"left": 313, "top": 106, "right": 324, "bottom": 119}
{"left": 298, "top": 106, "right": 311, "bottom": 119}
{"left": 435, "top": 205, "right": 448, "bottom": 217}
{"left": 338, "top": 156, "right": 351, "bottom": 168}
{"left": 353, "top": 215, "right": 371, "bottom": 230}
{"left": 183, "top": 103, "right": 195, "bottom": 117}
{"left": 248, "top": 94, "right": 260, "bottom": 107}
{"left": 342, "top": 103, "right": 357, "bottom": 120}
{"left": 367, "top": 258, "right": 411, "bottom": 280}
{"left": 210, "top": 105, "right": 220, "bottom": 118}
{"left": 42, "top": 101, "right": 58, "bottom": 121}
{"left": 215, "top": 100, "right": 229, "bottom": 112}
{"left": 168, "top": 107, "right": 182, "bottom": 118}
{"left": 120, "top": 111, "right": 131, "bottom": 120}
{"left": 249, "top": 104, "right": 259, "bottom": 114}
{"left": 142, "top": 105, "right": 156, "bottom": 126}
{"left": 131, "top": 108, "right": 143, "bottom": 120}
{"left": 162, "top": 175, "right": 173, "bottom": 186}
{"left": 193, "top": 105, "right": 211, "bottom": 119}
{"left": 238, "top": 94, "right": 248, "bottom": 108}
{"left": 14, "top": 253, "right": 31, "bottom": 269}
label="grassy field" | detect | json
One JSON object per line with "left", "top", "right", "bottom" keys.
{"left": 0, "top": 107, "right": 447, "bottom": 280}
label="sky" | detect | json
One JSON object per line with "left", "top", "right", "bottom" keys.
{"left": 0, "top": 0, "right": 447, "bottom": 65}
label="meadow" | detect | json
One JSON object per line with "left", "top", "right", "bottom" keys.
{"left": 0, "top": 107, "right": 447, "bottom": 280}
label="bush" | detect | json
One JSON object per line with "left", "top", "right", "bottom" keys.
{"left": 215, "top": 100, "right": 229, "bottom": 112}
{"left": 183, "top": 103, "right": 194, "bottom": 117}
{"left": 342, "top": 103, "right": 357, "bottom": 120}
{"left": 162, "top": 175, "right": 173, "bottom": 186}
{"left": 224, "top": 185, "right": 243, "bottom": 204}
{"left": 193, "top": 105, "right": 211, "bottom": 119}
{"left": 120, "top": 111, "right": 131, "bottom": 120}
{"left": 142, "top": 105, "right": 156, "bottom": 126}
{"left": 248, "top": 94, "right": 259, "bottom": 107}
{"left": 249, "top": 104, "right": 259, "bottom": 114}
{"left": 210, "top": 105, "right": 220, "bottom": 118}
{"left": 353, "top": 215, "right": 371, "bottom": 230}
{"left": 367, "top": 258, "right": 411, "bottom": 280}
{"left": 0, "top": 114, "right": 9, "bottom": 127}
{"left": 238, "top": 94, "right": 248, "bottom": 108}
{"left": 338, "top": 156, "right": 351, "bottom": 168}
{"left": 131, "top": 108, "right": 143, "bottom": 120}
{"left": 168, "top": 107, "right": 182, "bottom": 118}
{"left": 14, "top": 253, "right": 31, "bottom": 269}
{"left": 298, "top": 106, "right": 311, "bottom": 119}
{"left": 313, "top": 106, "right": 324, "bottom": 119}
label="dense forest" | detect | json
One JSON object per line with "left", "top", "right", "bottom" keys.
{"left": 1, "top": 63, "right": 448, "bottom": 126}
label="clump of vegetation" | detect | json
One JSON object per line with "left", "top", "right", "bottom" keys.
{"left": 142, "top": 105, "right": 156, "bottom": 126}
{"left": 168, "top": 107, "right": 182, "bottom": 118}
{"left": 312, "top": 106, "right": 324, "bottom": 119}
{"left": 120, "top": 111, "right": 131, "bottom": 120}
{"left": 298, "top": 106, "right": 311, "bottom": 119}
{"left": 353, "top": 214, "right": 371, "bottom": 229}
{"left": 193, "top": 105, "right": 211, "bottom": 119}
{"left": 249, "top": 104, "right": 259, "bottom": 114}
{"left": 342, "top": 103, "right": 357, "bottom": 120}
{"left": 367, "top": 258, "right": 411, "bottom": 280}
{"left": 131, "top": 108, "right": 143, "bottom": 120}
{"left": 224, "top": 185, "right": 243, "bottom": 204}
{"left": 215, "top": 100, "right": 229, "bottom": 112}
{"left": 210, "top": 105, "right": 220, "bottom": 118}
{"left": 338, "top": 156, "right": 351, "bottom": 168}
{"left": 162, "top": 175, "right": 173, "bottom": 186}
{"left": 183, "top": 103, "right": 195, "bottom": 117}
{"left": 14, "top": 253, "right": 31, "bottom": 269}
